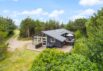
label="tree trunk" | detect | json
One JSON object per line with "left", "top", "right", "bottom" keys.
{"left": 27, "top": 28, "right": 30, "bottom": 37}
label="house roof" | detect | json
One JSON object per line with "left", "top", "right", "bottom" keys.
{"left": 42, "top": 29, "right": 73, "bottom": 42}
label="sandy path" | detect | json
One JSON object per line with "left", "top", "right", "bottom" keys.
{"left": 7, "top": 38, "right": 32, "bottom": 51}
{"left": 7, "top": 29, "right": 45, "bottom": 52}
{"left": 7, "top": 29, "right": 33, "bottom": 52}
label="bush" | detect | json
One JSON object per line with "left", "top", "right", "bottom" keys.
{"left": 74, "top": 30, "right": 82, "bottom": 39}
{"left": 30, "top": 49, "right": 98, "bottom": 71}
{"left": 85, "top": 8, "right": 103, "bottom": 70}
{"left": 0, "top": 17, "right": 16, "bottom": 61}
{"left": 0, "top": 44, "right": 7, "bottom": 60}
{"left": 0, "top": 31, "right": 7, "bottom": 42}
{"left": 72, "top": 38, "right": 89, "bottom": 57}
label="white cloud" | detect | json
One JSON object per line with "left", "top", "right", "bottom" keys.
{"left": 1, "top": 8, "right": 65, "bottom": 25}
{"left": 71, "top": 9, "right": 95, "bottom": 20}
{"left": 3, "top": 8, "right": 48, "bottom": 18}
{"left": 20, "top": 9, "right": 64, "bottom": 18}
{"left": 13, "top": 18, "right": 21, "bottom": 26}
{"left": 9, "top": 11, "right": 20, "bottom": 18}
{"left": 80, "top": 9, "right": 95, "bottom": 15}
{"left": 49, "top": 10, "right": 64, "bottom": 18}
{"left": 3, "top": 10, "right": 10, "bottom": 13}
{"left": 79, "top": 0, "right": 103, "bottom": 6}
{"left": 21, "top": 8, "right": 48, "bottom": 16}
{"left": 7, "top": 8, "right": 64, "bottom": 19}
{"left": 71, "top": 15, "right": 84, "bottom": 20}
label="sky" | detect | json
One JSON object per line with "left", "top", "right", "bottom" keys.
{"left": 0, "top": 0, "right": 103, "bottom": 26}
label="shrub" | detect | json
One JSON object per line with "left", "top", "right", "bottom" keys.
{"left": 0, "top": 44, "right": 7, "bottom": 60}
{"left": 72, "top": 38, "right": 89, "bottom": 57}
{"left": 30, "top": 49, "right": 98, "bottom": 71}
{"left": 74, "top": 30, "right": 82, "bottom": 39}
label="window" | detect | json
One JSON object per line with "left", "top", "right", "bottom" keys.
{"left": 50, "top": 38, "right": 55, "bottom": 43}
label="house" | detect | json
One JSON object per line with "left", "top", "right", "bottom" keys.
{"left": 41, "top": 29, "right": 74, "bottom": 48}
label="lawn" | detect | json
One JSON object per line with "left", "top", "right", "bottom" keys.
{"left": 13, "top": 29, "right": 20, "bottom": 38}
{"left": 0, "top": 49, "right": 39, "bottom": 71}
{"left": 0, "top": 29, "right": 40, "bottom": 71}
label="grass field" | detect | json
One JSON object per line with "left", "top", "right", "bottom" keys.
{"left": 0, "top": 29, "right": 40, "bottom": 71}
{"left": 13, "top": 29, "right": 20, "bottom": 38}
{"left": 0, "top": 49, "right": 39, "bottom": 71}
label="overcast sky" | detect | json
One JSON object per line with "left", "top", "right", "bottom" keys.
{"left": 0, "top": 0, "right": 103, "bottom": 26}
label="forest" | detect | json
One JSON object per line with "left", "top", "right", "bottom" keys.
{"left": 0, "top": 8, "right": 103, "bottom": 71}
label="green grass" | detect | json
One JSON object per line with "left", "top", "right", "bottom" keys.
{"left": 0, "top": 29, "right": 39, "bottom": 71}
{"left": 0, "top": 49, "right": 39, "bottom": 71}
{"left": 18, "top": 37, "right": 32, "bottom": 41}
{"left": 12, "top": 29, "right": 20, "bottom": 38}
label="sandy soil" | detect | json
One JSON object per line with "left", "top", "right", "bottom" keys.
{"left": 7, "top": 38, "right": 32, "bottom": 51}
{"left": 7, "top": 30, "right": 45, "bottom": 52}
{"left": 6, "top": 29, "right": 34, "bottom": 52}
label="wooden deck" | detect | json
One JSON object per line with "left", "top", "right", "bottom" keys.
{"left": 26, "top": 38, "right": 73, "bottom": 53}
{"left": 27, "top": 41, "right": 72, "bottom": 53}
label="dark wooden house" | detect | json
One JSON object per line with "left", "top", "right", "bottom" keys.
{"left": 42, "top": 29, "right": 74, "bottom": 48}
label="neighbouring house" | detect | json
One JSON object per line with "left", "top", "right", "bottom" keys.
{"left": 41, "top": 29, "right": 74, "bottom": 48}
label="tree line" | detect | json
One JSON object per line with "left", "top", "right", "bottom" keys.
{"left": 20, "top": 19, "right": 65, "bottom": 38}
{"left": 19, "top": 18, "right": 87, "bottom": 38}
{"left": 0, "top": 17, "right": 16, "bottom": 60}
{"left": 72, "top": 8, "right": 103, "bottom": 70}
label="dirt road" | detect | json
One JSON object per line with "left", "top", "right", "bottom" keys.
{"left": 7, "top": 30, "right": 33, "bottom": 51}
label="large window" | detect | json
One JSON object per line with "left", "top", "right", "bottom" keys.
{"left": 50, "top": 38, "right": 55, "bottom": 43}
